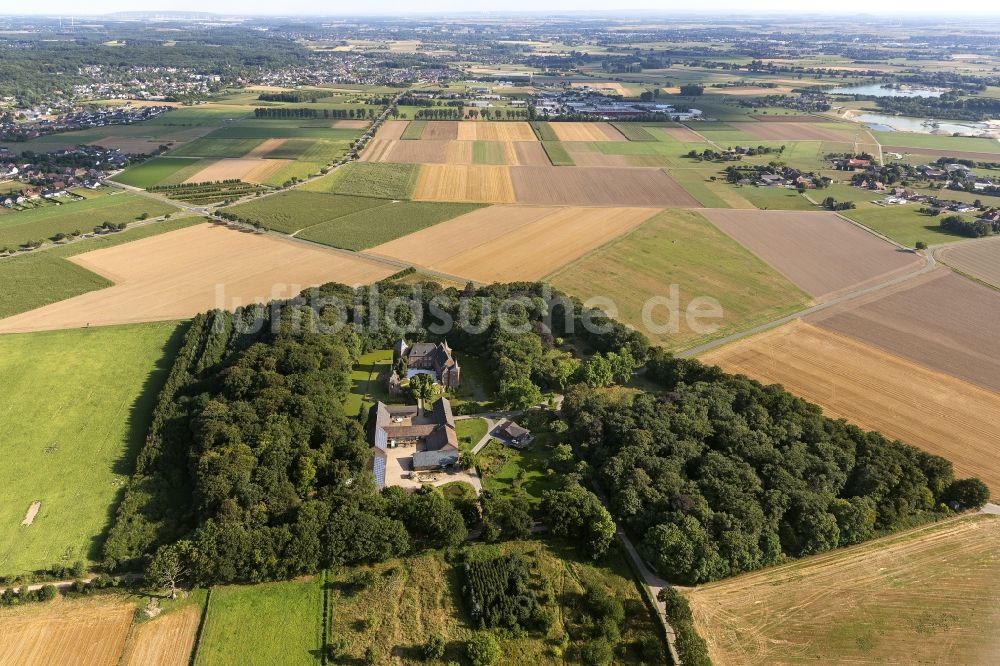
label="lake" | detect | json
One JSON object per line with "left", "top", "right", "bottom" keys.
{"left": 851, "top": 112, "right": 990, "bottom": 137}
{"left": 827, "top": 84, "right": 944, "bottom": 98}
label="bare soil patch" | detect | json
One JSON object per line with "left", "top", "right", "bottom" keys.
{"left": 550, "top": 122, "right": 626, "bottom": 142}
{"left": 0, "top": 596, "right": 134, "bottom": 666}
{"left": 700, "top": 209, "right": 923, "bottom": 300}
{"left": 412, "top": 165, "right": 515, "bottom": 203}
{"left": 385, "top": 139, "right": 450, "bottom": 163}
{"left": 332, "top": 119, "right": 370, "bottom": 129}
{"left": 703, "top": 320, "right": 1000, "bottom": 495}
{"left": 735, "top": 121, "right": 854, "bottom": 141}
{"left": 0, "top": 224, "right": 395, "bottom": 333}
{"left": 422, "top": 121, "right": 459, "bottom": 140}
{"left": 807, "top": 269, "right": 1000, "bottom": 393}
{"left": 510, "top": 166, "right": 698, "bottom": 207}
{"left": 685, "top": 515, "right": 1000, "bottom": 665}
{"left": 122, "top": 605, "right": 201, "bottom": 666}
{"left": 20, "top": 501, "right": 40, "bottom": 526}
{"left": 938, "top": 236, "right": 1000, "bottom": 289}
{"left": 511, "top": 141, "right": 551, "bottom": 166}
{"left": 456, "top": 122, "right": 536, "bottom": 142}
{"left": 368, "top": 205, "right": 658, "bottom": 282}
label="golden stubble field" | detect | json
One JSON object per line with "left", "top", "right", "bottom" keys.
{"left": 701, "top": 320, "right": 1000, "bottom": 495}
{"left": 122, "top": 604, "right": 202, "bottom": 666}
{"left": 0, "top": 224, "right": 396, "bottom": 333}
{"left": 0, "top": 596, "right": 135, "bottom": 666}
{"left": 549, "top": 122, "right": 626, "bottom": 142}
{"left": 684, "top": 515, "right": 1000, "bottom": 665}
{"left": 367, "top": 204, "right": 659, "bottom": 282}
{"left": 183, "top": 158, "right": 291, "bottom": 184}
{"left": 412, "top": 164, "right": 516, "bottom": 203}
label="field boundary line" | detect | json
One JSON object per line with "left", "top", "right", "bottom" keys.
{"left": 189, "top": 587, "right": 213, "bottom": 666}
{"left": 320, "top": 570, "right": 330, "bottom": 665}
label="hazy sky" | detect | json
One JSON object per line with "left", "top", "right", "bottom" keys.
{"left": 5, "top": 0, "right": 999, "bottom": 15}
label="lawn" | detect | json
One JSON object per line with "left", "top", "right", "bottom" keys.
{"left": 111, "top": 157, "right": 206, "bottom": 189}
{"left": 685, "top": 515, "right": 1000, "bottom": 665}
{"left": 306, "top": 162, "right": 421, "bottom": 200}
{"left": 325, "top": 539, "right": 667, "bottom": 665}
{"left": 0, "top": 193, "right": 179, "bottom": 250}
{"left": 195, "top": 577, "right": 323, "bottom": 666}
{"left": 0, "top": 217, "right": 201, "bottom": 320}
{"left": 841, "top": 205, "right": 969, "bottom": 247}
{"left": 540, "top": 141, "right": 574, "bottom": 166}
{"left": 455, "top": 418, "right": 488, "bottom": 450}
{"left": 0, "top": 321, "right": 185, "bottom": 575}
{"left": 224, "top": 191, "right": 389, "bottom": 234}
{"left": 345, "top": 349, "right": 394, "bottom": 416}
{"left": 548, "top": 209, "right": 810, "bottom": 350}
{"left": 298, "top": 201, "right": 481, "bottom": 251}
{"left": 477, "top": 432, "right": 564, "bottom": 503}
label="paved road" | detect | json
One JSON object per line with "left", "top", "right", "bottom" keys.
{"left": 0, "top": 572, "right": 142, "bottom": 595}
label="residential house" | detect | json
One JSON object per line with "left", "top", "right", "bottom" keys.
{"left": 367, "top": 397, "right": 460, "bottom": 488}
{"left": 391, "top": 339, "right": 460, "bottom": 389}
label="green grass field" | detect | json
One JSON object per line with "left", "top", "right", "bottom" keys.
{"left": 455, "top": 418, "right": 488, "bottom": 450}
{"left": 0, "top": 193, "right": 179, "bottom": 249}
{"left": 0, "top": 322, "right": 185, "bottom": 575}
{"left": 345, "top": 349, "right": 394, "bottom": 416}
{"left": 297, "top": 201, "right": 481, "bottom": 251}
{"left": 473, "top": 141, "right": 508, "bottom": 165}
{"left": 309, "top": 162, "right": 421, "bottom": 200}
{"left": 841, "top": 205, "right": 970, "bottom": 247}
{"left": 400, "top": 120, "right": 426, "bottom": 140}
{"left": 611, "top": 123, "right": 658, "bottom": 141}
{"left": 195, "top": 577, "right": 323, "bottom": 666}
{"left": 670, "top": 169, "right": 734, "bottom": 208}
{"left": 540, "top": 141, "right": 574, "bottom": 166}
{"left": 224, "top": 191, "right": 388, "bottom": 234}
{"left": 110, "top": 157, "right": 206, "bottom": 189}
{"left": 144, "top": 107, "right": 250, "bottom": 126}
{"left": 530, "top": 121, "right": 559, "bottom": 141}
{"left": 872, "top": 131, "right": 1000, "bottom": 154}
{"left": 478, "top": 439, "right": 563, "bottom": 503}
{"left": 739, "top": 185, "right": 817, "bottom": 211}
{"left": 209, "top": 125, "right": 362, "bottom": 141}
{"left": 169, "top": 137, "right": 265, "bottom": 158}
{"left": 263, "top": 138, "right": 352, "bottom": 163}
{"left": 549, "top": 209, "right": 810, "bottom": 350}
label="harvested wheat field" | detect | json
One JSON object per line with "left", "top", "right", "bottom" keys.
{"left": 702, "top": 320, "right": 1000, "bottom": 494}
{"left": 374, "top": 120, "right": 408, "bottom": 141}
{"left": 360, "top": 139, "right": 394, "bottom": 162}
{"left": 807, "top": 269, "right": 1000, "bottom": 393}
{"left": 412, "top": 164, "right": 515, "bottom": 203}
{"left": 421, "top": 121, "right": 459, "bottom": 140}
{"left": 456, "top": 121, "right": 536, "bottom": 142}
{"left": 243, "top": 138, "right": 287, "bottom": 159}
{"left": 183, "top": 158, "right": 291, "bottom": 184}
{"left": 445, "top": 141, "right": 474, "bottom": 164}
{"left": 385, "top": 139, "right": 450, "bottom": 163}
{"left": 938, "top": 236, "right": 1000, "bottom": 289}
{"left": 332, "top": 119, "right": 370, "bottom": 129}
{"left": 549, "top": 122, "right": 626, "bottom": 142}
{"left": 122, "top": 605, "right": 201, "bottom": 666}
{"left": 0, "top": 224, "right": 395, "bottom": 333}
{"left": 511, "top": 166, "right": 699, "bottom": 207}
{"left": 511, "top": 141, "right": 551, "bottom": 166}
{"left": 685, "top": 515, "right": 1000, "bottom": 666}
{"left": 369, "top": 205, "right": 658, "bottom": 282}
{"left": 735, "top": 121, "right": 855, "bottom": 142}
{"left": 0, "top": 596, "right": 135, "bottom": 666}
{"left": 700, "top": 209, "right": 923, "bottom": 300}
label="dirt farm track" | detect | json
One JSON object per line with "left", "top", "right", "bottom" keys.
{"left": 0, "top": 224, "right": 395, "bottom": 333}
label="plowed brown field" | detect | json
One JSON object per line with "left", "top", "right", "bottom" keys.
{"left": 702, "top": 320, "right": 1000, "bottom": 494}
{"left": 456, "top": 122, "right": 536, "bottom": 142}
{"left": 386, "top": 139, "right": 450, "bottom": 163}
{"left": 700, "top": 209, "right": 923, "bottom": 300}
{"left": 549, "top": 122, "right": 625, "bottom": 142}
{"left": 0, "top": 224, "right": 396, "bottom": 333}
{"left": 510, "top": 166, "right": 699, "bottom": 206}
{"left": 122, "top": 605, "right": 201, "bottom": 666}
{"left": 807, "top": 269, "right": 1000, "bottom": 393}
{"left": 412, "top": 165, "right": 516, "bottom": 203}
{"left": 938, "top": 236, "right": 1000, "bottom": 289}
{"left": 368, "top": 205, "right": 658, "bottom": 282}
{"left": 422, "top": 121, "right": 459, "bottom": 140}
{"left": 685, "top": 515, "right": 1000, "bottom": 666}
{"left": 332, "top": 120, "right": 370, "bottom": 129}
{"left": 512, "top": 141, "right": 552, "bottom": 166}
{"left": 0, "top": 596, "right": 134, "bottom": 666}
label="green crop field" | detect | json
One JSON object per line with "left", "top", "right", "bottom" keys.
{"left": 473, "top": 141, "right": 508, "bottom": 165}
{"left": 0, "top": 321, "right": 185, "bottom": 575}
{"left": 325, "top": 540, "right": 667, "bottom": 665}
{"left": 224, "top": 191, "right": 388, "bottom": 234}
{"left": 111, "top": 157, "right": 207, "bottom": 188}
{"left": 298, "top": 201, "right": 482, "bottom": 250}
{"left": 549, "top": 209, "right": 810, "bottom": 350}
{"left": 401, "top": 119, "right": 426, "bottom": 140}
{"left": 841, "top": 205, "right": 970, "bottom": 247}
{"left": 209, "top": 125, "right": 362, "bottom": 140}
{"left": 611, "top": 123, "right": 657, "bottom": 141}
{"left": 263, "top": 138, "right": 351, "bottom": 162}
{"left": 306, "top": 162, "right": 421, "bottom": 200}
{"left": 144, "top": 107, "right": 250, "bottom": 126}
{"left": 169, "top": 137, "right": 265, "bottom": 158}
{"left": 530, "top": 121, "right": 559, "bottom": 141}
{"left": 195, "top": 577, "right": 324, "bottom": 666}
{"left": 0, "top": 193, "right": 179, "bottom": 250}
{"left": 541, "top": 141, "right": 574, "bottom": 166}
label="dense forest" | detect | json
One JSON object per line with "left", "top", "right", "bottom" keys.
{"left": 562, "top": 352, "right": 989, "bottom": 585}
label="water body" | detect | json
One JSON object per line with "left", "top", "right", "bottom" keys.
{"left": 827, "top": 84, "right": 944, "bottom": 98}
{"left": 852, "top": 112, "right": 990, "bottom": 137}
